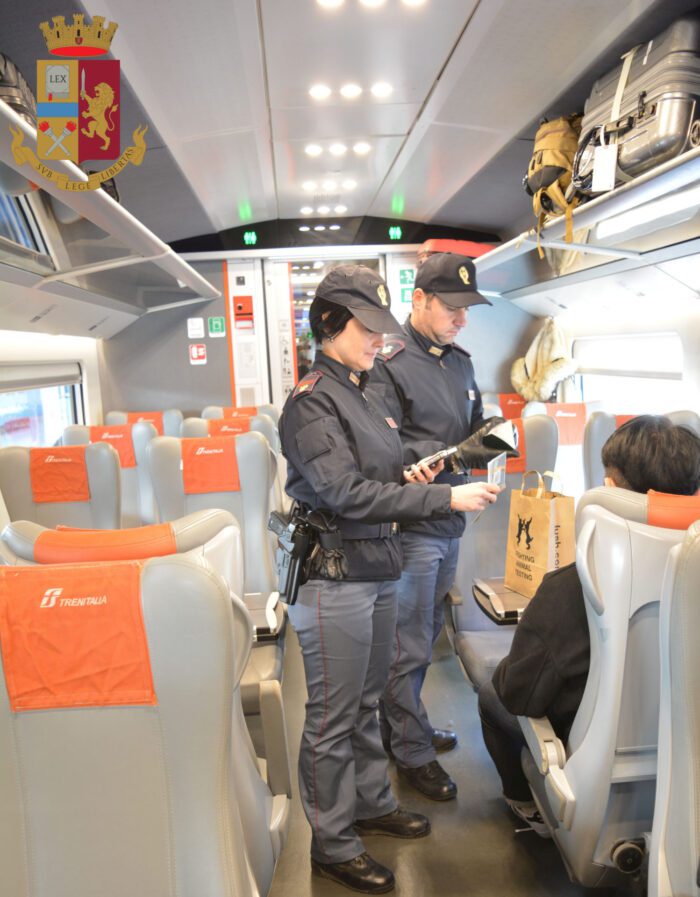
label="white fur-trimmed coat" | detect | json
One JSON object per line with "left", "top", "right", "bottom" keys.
{"left": 511, "top": 316, "right": 578, "bottom": 402}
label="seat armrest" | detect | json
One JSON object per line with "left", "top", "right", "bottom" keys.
{"left": 259, "top": 679, "right": 292, "bottom": 799}
{"left": 446, "top": 584, "right": 463, "bottom": 606}
{"left": 518, "top": 715, "right": 566, "bottom": 773}
{"left": 244, "top": 591, "right": 285, "bottom": 642}
{"left": 519, "top": 715, "right": 575, "bottom": 829}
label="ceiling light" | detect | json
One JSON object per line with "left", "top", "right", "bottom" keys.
{"left": 317, "top": 0, "right": 344, "bottom": 7}
{"left": 330, "top": 224, "right": 341, "bottom": 231}
{"left": 322, "top": 178, "right": 337, "bottom": 191}
{"left": 340, "top": 83, "right": 363, "bottom": 99}
{"left": 314, "top": 225, "right": 326, "bottom": 231}
{"left": 313, "top": 261, "right": 324, "bottom": 268}
{"left": 305, "top": 143, "right": 323, "bottom": 157}
{"left": 353, "top": 142, "right": 371, "bottom": 155}
{"left": 401, "top": 0, "right": 427, "bottom": 5}
{"left": 303, "top": 265, "right": 311, "bottom": 270}
{"left": 329, "top": 143, "right": 347, "bottom": 156}
{"left": 307, "top": 290, "right": 314, "bottom": 296}
{"left": 370, "top": 82, "right": 393, "bottom": 98}
{"left": 299, "top": 225, "right": 310, "bottom": 232}
{"left": 342, "top": 178, "right": 358, "bottom": 190}
{"left": 292, "top": 265, "right": 300, "bottom": 270}
{"left": 317, "top": 204, "right": 330, "bottom": 214}
{"left": 300, "top": 206, "right": 313, "bottom": 215}
{"left": 359, "top": 0, "right": 386, "bottom": 7}
{"left": 334, "top": 204, "right": 347, "bottom": 214}
{"left": 309, "top": 84, "right": 332, "bottom": 101}
{"left": 302, "top": 180, "right": 317, "bottom": 192}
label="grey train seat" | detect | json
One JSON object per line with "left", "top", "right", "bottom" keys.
{"left": 182, "top": 415, "right": 288, "bottom": 516}
{"left": 649, "top": 520, "right": 700, "bottom": 897}
{"left": 147, "top": 432, "right": 285, "bottom": 711}
{"left": 0, "top": 555, "right": 288, "bottom": 897}
{"left": 583, "top": 410, "right": 700, "bottom": 491}
{"left": 0, "top": 443, "right": 120, "bottom": 534}
{"left": 62, "top": 421, "right": 158, "bottom": 527}
{"left": 519, "top": 487, "right": 698, "bottom": 888}
{"left": 450, "top": 414, "right": 559, "bottom": 689}
{"left": 105, "top": 408, "right": 184, "bottom": 437}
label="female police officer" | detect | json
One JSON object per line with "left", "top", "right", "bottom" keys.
{"left": 279, "top": 265, "right": 500, "bottom": 894}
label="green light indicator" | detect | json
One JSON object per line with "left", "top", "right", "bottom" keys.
{"left": 238, "top": 200, "right": 253, "bottom": 222}
{"left": 243, "top": 230, "right": 258, "bottom": 246}
{"left": 391, "top": 194, "right": 405, "bottom": 215}
{"left": 389, "top": 226, "right": 403, "bottom": 241}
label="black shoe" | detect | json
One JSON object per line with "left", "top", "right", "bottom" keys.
{"left": 311, "top": 852, "right": 395, "bottom": 894}
{"left": 354, "top": 806, "right": 431, "bottom": 839}
{"left": 431, "top": 728, "right": 457, "bottom": 753}
{"left": 397, "top": 760, "right": 457, "bottom": 801}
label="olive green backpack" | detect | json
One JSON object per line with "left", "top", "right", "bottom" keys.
{"left": 523, "top": 114, "right": 583, "bottom": 256}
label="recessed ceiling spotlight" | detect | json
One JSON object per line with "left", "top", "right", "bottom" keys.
{"left": 329, "top": 224, "right": 341, "bottom": 230}
{"left": 359, "top": 0, "right": 386, "bottom": 7}
{"left": 305, "top": 143, "right": 323, "bottom": 156}
{"left": 340, "top": 83, "right": 363, "bottom": 99}
{"left": 342, "top": 178, "right": 358, "bottom": 190}
{"left": 300, "top": 206, "right": 313, "bottom": 215}
{"left": 314, "top": 225, "right": 326, "bottom": 231}
{"left": 313, "top": 261, "right": 324, "bottom": 269}
{"left": 322, "top": 179, "right": 337, "bottom": 191}
{"left": 307, "top": 290, "right": 314, "bottom": 296}
{"left": 353, "top": 142, "right": 371, "bottom": 156}
{"left": 292, "top": 265, "right": 300, "bottom": 270}
{"left": 302, "top": 180, "right": 317, "bottom": 192}
{"left": 317, "top": 0, "right": 344, "bottom": 7}
{"left": 370, "top": 81, "right": 393, "bottom": 98}
{"left": 329, "top": 143, "right": 347, "bottom": 156}
{"left": 317, "top": 204, "right": 331, "bottom": 214}
{"left": 334, "top": 204, "right": 347, "bottom": 214}
{"left": 309, "top": 84, "right": 332, "bottom": 100}
{"left": 299, "top": 225, "right": 310, "bottom": 232}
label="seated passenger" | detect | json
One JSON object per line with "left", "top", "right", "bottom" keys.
{"left": 477, "top": 415, "right": 700, "bottom": 835}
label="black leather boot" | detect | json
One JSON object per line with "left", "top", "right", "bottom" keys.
{"left": 311, "top": 852, "right": 395, "bottom": 894}
{"left": 354, "top": 806, "right": 430, "bottom": 838}
{"left": 397, "top": 759, "right": 457, "bottom": 800}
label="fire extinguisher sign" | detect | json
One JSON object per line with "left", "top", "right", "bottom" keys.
{"left": 189, "top": 343, "right": 207, "bottom": 365}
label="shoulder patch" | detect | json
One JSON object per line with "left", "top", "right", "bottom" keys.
{"left": 377, "top": 340, "right": 406, "bottom": 362}
{"left": 293, "top": 370, "right": 323, "bottom": 398}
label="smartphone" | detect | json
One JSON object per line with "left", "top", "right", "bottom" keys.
{"left": 414, "top": 446, "right": 458, "bottom": 469}
{"left": 487, "top": 451, "right": 507, "bottom": 488}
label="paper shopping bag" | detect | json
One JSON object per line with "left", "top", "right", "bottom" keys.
{"left": 503, "top": 470, "right": 575, "bottom": 598}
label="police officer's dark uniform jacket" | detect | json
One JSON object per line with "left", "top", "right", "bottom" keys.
{"left": 280, "top": 352, "right": 453, "bottom": 580}
{"left": 371, "top": 324, "right": 484, "bottom": 539}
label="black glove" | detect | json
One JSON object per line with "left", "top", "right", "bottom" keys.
{"left": 450, "top": 417, "right": 519, "bottom": 472}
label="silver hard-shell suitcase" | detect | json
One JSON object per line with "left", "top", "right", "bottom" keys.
{"left": 574, "top": 14, "right": 700, "bottom": 193}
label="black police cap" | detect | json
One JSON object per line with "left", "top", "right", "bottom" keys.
{"left": 315, "top": 265, "right": 402, "bottom": 333}
{"left": 414, "top": 252, "right": 491, "bottom": 308}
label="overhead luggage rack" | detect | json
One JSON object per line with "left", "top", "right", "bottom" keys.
{"left": 0, "top": 98, "right": 220, "bottom": 337}
{"left": 475, "top": 145, "right": 700, "bottom": 300}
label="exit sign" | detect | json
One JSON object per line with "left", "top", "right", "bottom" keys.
{"left": 243, "top": 230, "right": 258, "bottom": 246}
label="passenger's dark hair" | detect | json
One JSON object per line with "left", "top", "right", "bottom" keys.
{"left": 601, "top": 415, "right": 700, "bottom": 495}
{"left": 309, "top": 296, "right": 353, "bottom": 344}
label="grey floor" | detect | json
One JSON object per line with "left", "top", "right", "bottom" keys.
{"left": 268, "top": 627, "right": 636, "bottom": 897}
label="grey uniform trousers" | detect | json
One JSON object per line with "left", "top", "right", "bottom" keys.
{"left": 380, "top": 532, "right": 460, "bottom": 767}
{"left": 288, "top": 578, "right": 399, "bottom": 863}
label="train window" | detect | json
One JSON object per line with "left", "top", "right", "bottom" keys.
{"left": 0, "top": 362, "right": 83, "bottom": 447}
{"left": 573, "top": 333, "right": 685, "bottom": 413}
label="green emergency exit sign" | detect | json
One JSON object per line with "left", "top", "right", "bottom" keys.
{"left": 208, "top": 316, "right": 226, "bottom": 337}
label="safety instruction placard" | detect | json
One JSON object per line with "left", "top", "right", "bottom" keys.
{"left": 187, "top": 317, "right": 205, "bottom": 339}
{"left": 189, "top": 343, "right": 207, "bottom": 365}
{"left": 208, "top": 316, "right": 226, "bottom": 337}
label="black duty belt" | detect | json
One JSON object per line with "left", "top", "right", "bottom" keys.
{"left": 338, "top": 520, "right": 399, "bottom": 540}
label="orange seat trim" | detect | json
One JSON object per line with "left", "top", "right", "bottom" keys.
{"left": 35, "top": 523, "right": 177, "bottom": 564}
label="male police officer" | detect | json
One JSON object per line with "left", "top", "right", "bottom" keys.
{"left": 373, "top": 252, "right": 492, "bottom": 800}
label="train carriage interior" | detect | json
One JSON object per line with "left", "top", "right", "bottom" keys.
{"left": 1, "top": 0, "right": 700, "bottom": 895}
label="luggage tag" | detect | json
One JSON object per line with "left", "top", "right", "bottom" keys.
{"left": 592, "top": 143, "right": 618, "bottom": 193}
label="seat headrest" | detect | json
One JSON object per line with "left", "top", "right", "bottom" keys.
{"left": 2, "top": 509, "right": 237, "bottom": 563}
{"left": 577, "top": 486, "right": 700, "bottom": 534}
{"left": 0, "top": 561, "right": 156, "bottom": 711}
{"left": 647, "top": 490, "right": 700, "bottom": 530}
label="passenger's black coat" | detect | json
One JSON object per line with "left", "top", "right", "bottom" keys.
{"left": 279, "top": 353, "right": 452, "bottom": 581}
{"left": 492, "top": 562, "right": 590, "bottom": 742}
{"left": 370, "top": 320, "right": 484, "bottom": 537}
